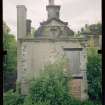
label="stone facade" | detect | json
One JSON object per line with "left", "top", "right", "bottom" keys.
{"left": 35, "top": 19, "right": 74, "bottom": 38}
{"left": 17, "top": 0, "right": 88, "bottom": 101}
{"left": 35, "top": 0, "right": 74, "bottom": 38}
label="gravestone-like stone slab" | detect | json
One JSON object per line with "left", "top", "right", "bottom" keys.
{"left": 68, "top": 79, "right": 82, "bottom": 100}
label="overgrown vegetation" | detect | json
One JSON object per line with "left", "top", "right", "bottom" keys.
{"left": 3, "top": 22, "right": 102, "bottom": 105}
{"left": 4, "top": 55, "right": 102, "bottom": 105}
{"left": 27, "top": 58, "right": 72, "bottom": 105}
{"left": 87, "top": 48, "right": 102, "bottom": 103}
{"left": 4, "top": 59, "right": 72, "bottom": 105}
{"left": 77, "top": 22, "right": 102, "bottom": 35}
{"left": 3, "top": 90, "right": 25, "bottom": 105}
{"left": 3, "top": 21, "right": 17, "bottom": 92}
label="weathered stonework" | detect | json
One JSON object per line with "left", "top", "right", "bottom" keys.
{"left": 35, "top": 0, "right": 74, "bottom": 38}
{"left": 17, "top": 39, "right": 88, "bottom": 99}
{"left": 69, "top": 79, "right": 81, "bottom": 99}
{"left": 17, "top": 0, "right": 88, "bottom": 100}
{"left": 16, "top": 5, "right": 27, "bottom": 39}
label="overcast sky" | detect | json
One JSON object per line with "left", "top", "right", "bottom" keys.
{"left": 3, "top": 0, "right": 102, "bottom": 38}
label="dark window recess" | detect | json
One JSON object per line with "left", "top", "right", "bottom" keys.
{"left": 98, "top": 50, "right": 102, "bottom": 54}
{"left": 72, "top": 76, "right": 83, "bottom": 79}
{"left": 3, "top": 50, "right": 7, "bottom": 65}
{"left": 3, "top": 50, "right": 7, "bottom": 55}
{"left": 63, "top": 48, "right": 83, "bottom": 51}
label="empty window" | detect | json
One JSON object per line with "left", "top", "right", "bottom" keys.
{"left": 64, "top": 48, "right": 82, "bottom": 75}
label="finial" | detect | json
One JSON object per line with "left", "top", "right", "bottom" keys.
{"left": 49, "top": 0, "right": 54, "bottom": 5}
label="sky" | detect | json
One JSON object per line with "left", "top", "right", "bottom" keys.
{"left": 3, "top": 0, "right": 102, "bottom": 38}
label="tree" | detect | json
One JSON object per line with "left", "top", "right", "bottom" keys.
{"left": 3, "top": 21, "right": 17, "bottom": 92}
{"left": 87, "top": 48, "right": 102, "bottom": 103}
{"left": 77, "top": 22, "right": 102, "bottom": 35}
{"left": 3, "top": 21, "right": 11, "bottom": 34}
{"left": 31, "top": 27, "right": 36, "bottom": 37}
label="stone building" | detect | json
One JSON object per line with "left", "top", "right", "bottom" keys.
{"left": 17, "top": 0, "right": 88, "bottom": 101}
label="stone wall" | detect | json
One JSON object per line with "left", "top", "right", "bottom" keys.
{"left": 17, "top": 39, "right": 88, "bottom": 100}
{"left": 16, "top": 4, "right": 88, "bottom": 100}
{"left": 69, "top": 79, "right": 82, "bottom": 100}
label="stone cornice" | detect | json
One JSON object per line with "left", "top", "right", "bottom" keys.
{"left": 18, "top": 37, "right": 87, "bottom": 43}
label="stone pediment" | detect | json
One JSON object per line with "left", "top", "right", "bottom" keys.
{"left": 35, "top": 18, "right": 74, "bottom": 38}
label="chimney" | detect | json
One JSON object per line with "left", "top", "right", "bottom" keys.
{"left": 17, "top": 5, "right": 27, "bottom": 39}
{"left": 26, "top": 19, "right": 31, "bottom": 36}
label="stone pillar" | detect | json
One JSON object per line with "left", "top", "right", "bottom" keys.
{"left": 16, "top": 5, "right": 27, "bottom": 94}
{"left": 17, "top": 5, "right": 27, "bottom": 39}
{"left": 26, "top": 19, "right": 31, "bottom": 36}
{"left": 80, "top": 41, "right": 89, "bottom": 101}
{"left": 46, "top": 3, "right": 60, "bottom": 20}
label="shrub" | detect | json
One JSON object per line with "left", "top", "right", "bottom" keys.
{"left": 4, "top": 54, "right": 102, "bottom": 105}
{"left": 33, "top": 101, "right": 50, "bottom": 105}
{"left": 82, "top": 100, "right": 102, "bottom": 105}
{"left": 23, "top": 96, "right": 50, "bottom": 105}
{"left": 87, "top": 48, "right": 102, "bottom": 102}
{"left": 70, "top": 98, "right": 81, "bottom": 105}
{"left": 28, "top": 57, "right": 73, "bottom": 105}
{"left": 82, "top": 100, "right": 94, "bottom": 105}
{"left": 3, "top": 90, "right": 25, "bottom": 105}
{"left": 3, "top": 31, "right": 17, "bottom": 92}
